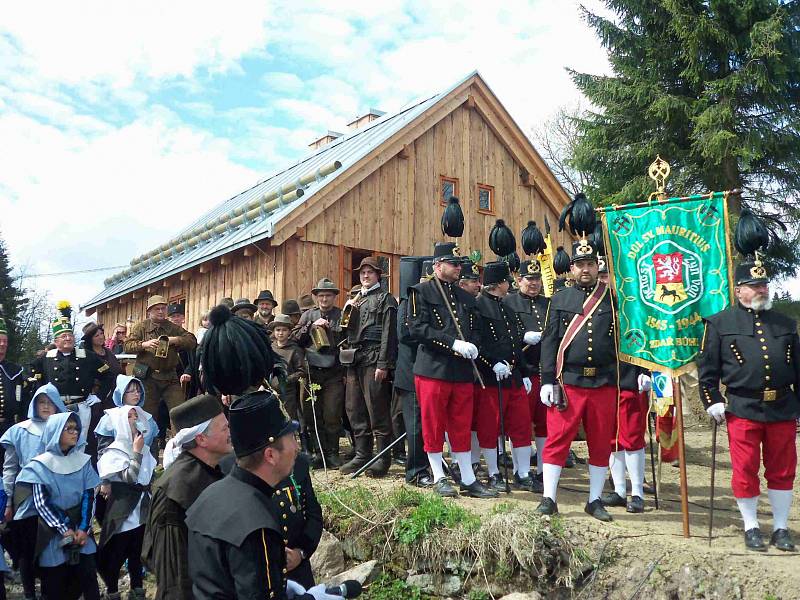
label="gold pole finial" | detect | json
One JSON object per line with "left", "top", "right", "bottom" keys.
{"left": 647, "top": 155, "right": 671, "bottom": 201}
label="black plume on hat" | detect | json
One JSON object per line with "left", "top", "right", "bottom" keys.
{"left": 558, "top": 192, "right": 596, "bottom": 238}
{"left": 521, "top": 221, "right": 546, "bottom": 256}
{"left": 441, "top": 196, "right": 465, "bottom": 238}
{"left": 588, "top": 221, "right": 605, "bottom": 256}
{"left": 201, "top": 304, "right": 279, "bottom": 395}
{"left": 553, "top": 246, "right": 571, "bottom": 276}
{"left": 734, "top": 208, "right": 779, "bottom": 258}
{"left": 489, "top": 219, "right": 516, "bottom": 257}
{"left": 504, "top": 251, "right": 521, "bottom": 273}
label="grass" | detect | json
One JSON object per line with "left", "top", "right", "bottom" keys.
{"left": 396, "top": 494, "right": 480, "bottom": 544}
{"left": 363, "top": 574, "right": 431, "bottom": 600}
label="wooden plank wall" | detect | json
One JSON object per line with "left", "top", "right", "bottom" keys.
{"left": 304, "top": 103, "right": 571, "bottom": 268}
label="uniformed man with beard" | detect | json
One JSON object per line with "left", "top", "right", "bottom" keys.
{"left": 698, "top": 254, "right": 800, "bottom": 551}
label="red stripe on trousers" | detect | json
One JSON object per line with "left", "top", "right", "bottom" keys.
{"left": 475, "top": 384, "right": 532, "bottom": 448}
{"left": 542, "top": 384, "right": 617, "bottom": 467}
{"left": 726, "top": 413, "right": 797, "bottom": 498}
{"left": 415, "top": 375, "right": 473, "bottom": 453}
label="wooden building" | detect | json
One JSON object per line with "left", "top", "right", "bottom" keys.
{"left": 84, "top": 72, "right": 572, "bottom": 326}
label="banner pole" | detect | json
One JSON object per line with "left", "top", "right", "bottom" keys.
{"left": 673, "top": 375, "right": 691, "bottom": 538}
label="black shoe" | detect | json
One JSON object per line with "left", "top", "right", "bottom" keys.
{"left": 460, "top": 479, "right": 499, "bottom": 499}
{"left": 600, "top": 491, "right": 626, "bottom": 507}
{"left": 643, "top": 480, "right": 656, "bottom": 495}
{"left": 744, "top": 528, "right": 767, "bottom": 551}
{"left": 433, "top": 477, "right": 458, "bottom": 498}
{"left": 324, "top": 454, "right": 342, "bottom": 469}
{"left": 565, "top": 449, "right": 576, "bottom": 468}
{"left": 472, "top": 461, "right": 485, "bottom": 476}
{"left": 448, "top": 460, "right": 462, "bottom": 485}
{"left": 585, "top": 499, "right": 613, "bottom": 522}
{"left": 512, "top": 472, "right": 542, "bottom": 493}
{"left": 393, "top": 453, "right": 407, "bottom": 467}
{"left": 627, "top": 495, "right": 644, "bottom": 513}
{"left": 487, "top": 473, "right": 508, "bottom": 492}
{"left": 409, "top": 473, "right": 434, "bottom": 488}
{"left": 309, "top": 454, "right": 325, "bottom": 470}
{"left": 770, "top": 528, "right": 796, "bottom": 552}
{"left": 535, "top": 497, "right": 559, "bottom": 515}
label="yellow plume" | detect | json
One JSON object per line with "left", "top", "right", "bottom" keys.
{"left": 56, "top": 300, "right": 71, "bottom": 310}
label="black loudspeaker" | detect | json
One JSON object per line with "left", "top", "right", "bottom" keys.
{"left": 399, "top": 256, "right": 433, "bottom": 300}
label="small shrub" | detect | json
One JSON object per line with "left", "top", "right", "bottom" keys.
{"left": 364, "top": 574, "right": 429, "bottom": 600}
{"left": 395, "top": 494, "right": 480, "bottom": 544}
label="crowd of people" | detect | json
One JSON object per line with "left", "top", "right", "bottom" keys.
{"left": 0, "top": 201, "right": 796, "bottom": 598}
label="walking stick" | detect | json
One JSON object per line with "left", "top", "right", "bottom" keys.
{"left": 647, "top": 410, "right": 659, "bottom": 510}
{"left": 431, "top": 276, "right": 485, "bottom": 388}
{"left": 708, "top": 420, "right": 718, "bottom": 546}
{"left": 350, "top": 433, "right": 408, "bottom": 479}
{"left": 497, "top": 381, "right": 511, "bottom": 494}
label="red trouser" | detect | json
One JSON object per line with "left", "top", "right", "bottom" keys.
{"left": 542, "top": 384, "right": 617, "bottom": 467}
{"left": 726, "top": 413, "right": 797, "bottom": 498}
{"left": 526, "top": 375, "right": 547, "bottom": 438}
{"left": 471, "top": 384, "right": 481, "bottom": 430}
{"left": 613, "top": 389, "right": 648, "bottom": 452}
{"left": 415, "top": 375, "right": 473, "bottom": 453}
{"left": 476, "top": 384, "right": 532, "bottom": 448}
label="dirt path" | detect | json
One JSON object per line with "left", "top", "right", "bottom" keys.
{"left": 314, "top": 424, "right": 800, "bottom": 599}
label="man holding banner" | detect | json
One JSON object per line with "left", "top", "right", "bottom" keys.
{"left": 698, "top": 255, "right": 800, "bottom": 552}
{"left": 537, "top": 236, "right": 618, "bottom": 522}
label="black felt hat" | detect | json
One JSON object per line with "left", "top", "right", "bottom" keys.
{"left": 459, "top": 259, "right": 480, "bottom": 280}
{"left": 170, "top": 394, "right": 224, "bottom": 431}
{"left": 229, "top": 390, "right": 300, "bottom": 458}
{"left": 570, "top": 239, "right": 598, "bottom": 264}
{"left": 483, "top": 261, "right": 510, "bottom": 286}
{"left": 734, "top": 260, "right": 769, "bottom": 286}
{"left": 168, "top": 303, "right": 185, "bottom": 316}
{"left": 255, "top": 290, "right": 277, "bottom": 306}
{"left": 433, "top": 242, "right": 462, "bottom": 263}
{"left": 519, "top": 260, "right": 542, "bottom": 278}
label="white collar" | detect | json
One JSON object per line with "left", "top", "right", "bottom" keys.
{"left": 361, "top": 282, "right": 381, "bottom": 295}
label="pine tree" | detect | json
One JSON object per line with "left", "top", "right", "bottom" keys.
{"left": 0, "top": 232, "right": 27, "bottom": 363}
{"left": 571, "top": 0, "right": 800, "bottom": 274}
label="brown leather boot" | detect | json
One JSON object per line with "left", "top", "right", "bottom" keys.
{"left": 340, "top": 437, "right": 373, "bottom": 475}
{"left": 366, "top": 437, "right": 391, "bottom": 478}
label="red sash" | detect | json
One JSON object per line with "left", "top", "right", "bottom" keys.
{"left": 555, "top": 282, "right": 609, "bottom": 380}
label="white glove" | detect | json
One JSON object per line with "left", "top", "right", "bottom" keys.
{"left": 638, "top": 374, "right": 652, "bottom": 392}
{"left": 523, "top": 331, "right": 542, "bottom": 345}
{"left": 706, "top": 402, "right": 726, "bottom": 423}
{"left": 306, "top": 584, "right": 342, "bottom": 600}
{"left": 452, "top": 339, "right": 478, "bottom": 360}
{"left": 286, "top": 580, "right": 306, "bottom": 599}
{"left": 492, "top": 361, "right": 512, "bottom": 381}
{"left": 522, "top": 377, "right": 532, "bottom": 394}
{"left": 540, "top": 384, "right": 554, "bottom": 407}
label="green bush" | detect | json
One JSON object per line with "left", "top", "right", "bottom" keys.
{"left": 364, "top": 574, "right": 430, "bottom": 600}
{"left": 395, "top": 494, "right": 480, "bottom": 544}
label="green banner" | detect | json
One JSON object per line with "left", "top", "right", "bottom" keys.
{"left": 602, "top": 193, "right": 734, "bottom": 375}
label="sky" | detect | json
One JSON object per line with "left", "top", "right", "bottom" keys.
{"left": 1, "top": 1, "right": 619, "bottom": 317}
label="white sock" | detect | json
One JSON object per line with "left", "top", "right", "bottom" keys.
{"left": 427, "top": 452, "right": 446, "bottom": 482}
{"left": 768, "top": 489, "right": 793, "bottom": 531}
{"left": 609, "top": 451, "right": 626, "bottom": 497}
{"left": 626, "top": 448, "right": 646, "bottom": 498}
{"left": 513, "top": 445, "right": 532, "bottom": 477}
{"left": 454, "top": 451, "right": 476, "bottom": 486}
{"left": 736, "top": 496, "right": 760, "bottom": 531}
{"left": 482, "top": 448, "right": 499, "bottom": 476}
{"left": 510, "top": 442, "right": 518, "bottom": 473}
{"left": 542, "top": 463, "right": 562, "bottom": 502}
{"left": 470, "top": 432, "right": 480, "bottom": 464}
{"left": 535, "top": 437, "right": 546, "bottom": 473}
{"left": 588, "top": 464, "right": 608, "bottom": 503}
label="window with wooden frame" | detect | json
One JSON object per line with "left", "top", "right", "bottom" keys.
{"left": 477, "top": 183, "right": 495, "bottom": 215}
{"left": 440, "top": 175, "right": 459, "bottom": 206}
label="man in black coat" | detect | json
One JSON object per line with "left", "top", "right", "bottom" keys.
{"left": 0, "top": 317, "right": 25, "bottom": 442}
{"left": 698, "top": 257, "right": 800, "bottom": 552}
{"left": 186, "top": 391, "right": 335, "bottom": 599}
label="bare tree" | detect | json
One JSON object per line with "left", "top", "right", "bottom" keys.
{"left": 13, "top": 268, "right": 53, "bottom": 364}
{"left": 530, "top": 102, "right": 590, "bottom": 197}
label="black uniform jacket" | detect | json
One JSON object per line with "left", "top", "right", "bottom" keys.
{"left": 29, "top": 348, "right": 112, "bottom": 400}
{"left": 394, "top": 300, "right": 418, "bottom": 393}
{"left": 502, "top": 292, "right": 549, "bottom": 377}
{"left": 346, "top": 287, "right": 398, "bottom": 370}
{"left": 476, "top": 292, "right": 531, "bottom": 388}
{"left": 618, "top": 361, "right": 647, "bottom": 392}
{"left": 697, "top": 302, "right": 800, "bottom": 422}
{"left": 407, "top": 277, "right": 481, "bottom": 383}
{"left": 187, "top": 465, "right": 313, "bottom": 600}
{"left": 269, "top": 455, "right": 322, "bottom": 589}
{"left": 0, "top": 360, "right": 25, "bottom": 429}
{"left": 541, "top": 283, "right": 617, "bottom": 388}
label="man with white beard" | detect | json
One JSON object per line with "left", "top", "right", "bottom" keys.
{"left": 698, "top": 255, "right": 800, "bottom": 552}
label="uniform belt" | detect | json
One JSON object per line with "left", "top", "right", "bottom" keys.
{"left": 727, "top": 386, "right": 792, "bottom": 402}
{"left": 563, "top": 365, "right": 613, "bottom": 378}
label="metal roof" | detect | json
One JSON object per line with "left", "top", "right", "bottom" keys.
{"left": 82, "top": 72, "right": 479, "bottom": 310}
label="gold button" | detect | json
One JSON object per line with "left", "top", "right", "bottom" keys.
{"left": 282, "top": 514, "right": 287, "bottom": 519}
{"left": 282, "top": 568, "right": 287, "bottom": 574}
{"left": 280, "top": 502, "right": 285, "bottom": 507}
{"left": 588, "top": 347, "right": 593, "bottom": 352}
{"left": 765, "top": 365, "right": 770, "bottom": 370}
{"left": 756, "top": 322, "right": 762, "bottom": 326}
{"left": 760, "top": 338, "right": 766, "bottom": 342}
{"left": 283, "top": 526, "right": 288, "bottom": 531}
{"left": 764, "top": 355, "right": 769, "bottom": 359}
{"left": 587, "top": 356, "right": 593, "bottom": 362}
{"left": 758, "top": 330, "right": 763, "bottom": 334}
{"left": 766, "top": 376, "right": 771, "bottom": 381}
{"left": 588, "top": 338, "right": 593, "bottom": 342}
{"left": 762, "top": 346, "right": 768, "bottom": 351}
